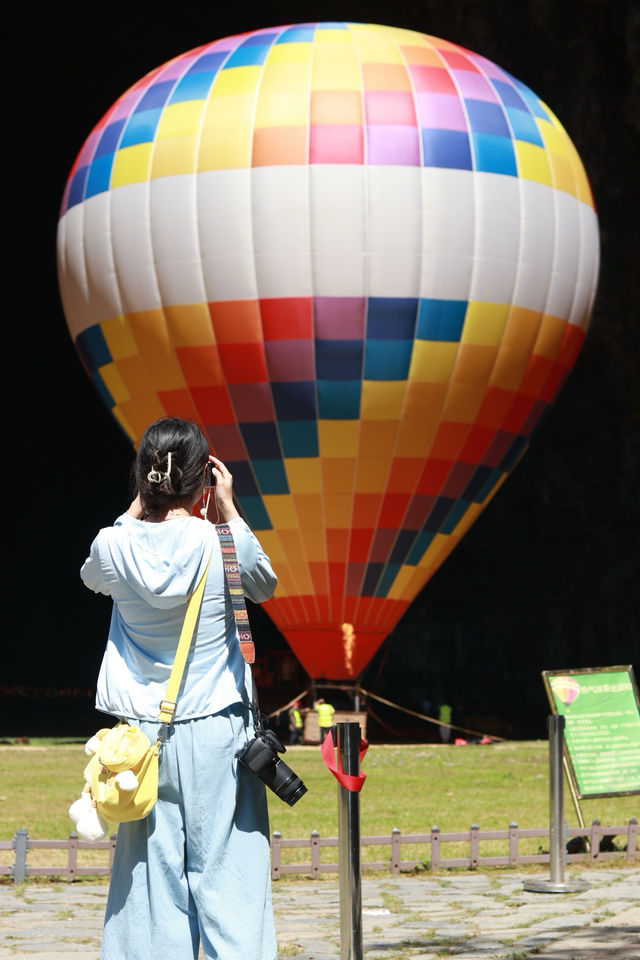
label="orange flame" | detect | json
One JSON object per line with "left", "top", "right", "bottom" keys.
{"left": 341, "top": 623, "right": 356, "bottom": 676}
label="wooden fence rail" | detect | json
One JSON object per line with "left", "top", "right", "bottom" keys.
{"left": 271, "top": 819, "right": 638, "bottom": 879}
{"left": 1, "top": 819, "right": 637, "bottom": 884}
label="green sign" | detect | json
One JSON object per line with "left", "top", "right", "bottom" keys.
{"left": 542, "top": 665, "right": 640, "bottom": 799}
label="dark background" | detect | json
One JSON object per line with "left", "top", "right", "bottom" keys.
{"left": 5, "top": 0, "right": 638, "bottom": 740}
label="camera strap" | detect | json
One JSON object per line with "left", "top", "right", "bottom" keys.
{"left": 215, "top": 523, "right": 255, "bottom": 665}
{"left": 215, "top": 523, "right": 264, "bottom": 732}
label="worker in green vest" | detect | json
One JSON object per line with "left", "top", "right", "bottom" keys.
{"left": 439, "top": 702, "right": 452, "bottom": 743}
{"left": 288, "top": 701, "right": 304, "bottom": 745}
{"left": 314, "top": 698, "right": 335, "bottom": 742}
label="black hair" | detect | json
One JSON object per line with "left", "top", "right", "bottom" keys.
{"left": 133, "top": 418, "right": 209, "bottom": 515}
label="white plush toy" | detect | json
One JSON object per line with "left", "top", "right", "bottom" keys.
{"left": 68, "top": 789, "right": 112, "bottom": 842}
{"left": 68, "top": 728, "right": 141, "bottom": 841}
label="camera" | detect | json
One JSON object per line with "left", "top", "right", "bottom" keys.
{"left": 204, "top": 463, "right": 217, "bottom": 488}
{"left": 237, "top": 728, "right": 307, "bottom": 806}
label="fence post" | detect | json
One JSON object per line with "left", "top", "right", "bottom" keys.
{"left": 109, "top": 833, "right": 117, "bottom": 876}
{"left": 12, "top": 828, "right": 29, "bottom": 885}
{"left": 523, "top": 715, "right": 588, "bottom": 893}
{"left": 391, "top": 828, "right": 401, "bottom": 874}
{"left": 589, "top": 820, "right": 601, "bottom": 862}
{"left": 470, "top": 824, "right": 479, "bottom": 869}
{"left": 311, "top": 830, "right": 320, "bottom": 878}
{"left": 509, "top": 822, "right": 519, "bottom": 866}
{"left": 68, "top": 832, "right": 78, "bottom": 882}
{"left": 430, "top": 826, "right": 440, "bottom": 872}
{"left": 627, "top": 818, "right": 638, "bottom": 862}
{"left": 270, "top": 831, "right": 281, "bottom": 880}
{"left": 337, "top": 721, "right": 363, "bottom": 960}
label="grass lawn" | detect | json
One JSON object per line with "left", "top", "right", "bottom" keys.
{"left": 1, "top": 738, "right": 638, "bottom": 876}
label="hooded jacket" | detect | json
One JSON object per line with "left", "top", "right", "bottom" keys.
{"left": 81, "top": 514, "right": 277, "bottom": 721}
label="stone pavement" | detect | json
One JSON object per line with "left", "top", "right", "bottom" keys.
{"left": 0, "top": 866, "right": 638, "bottom": 959}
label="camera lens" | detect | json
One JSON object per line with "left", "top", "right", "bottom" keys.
{"left": 268, "top": 758, "right": 308, "bottom": 806}
{"left": 237, "top": 734, "right": 308, "bottom": 805}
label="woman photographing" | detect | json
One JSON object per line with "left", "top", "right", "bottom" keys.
{"left": 80, "top": 417, "right": 278, "bottom": 960}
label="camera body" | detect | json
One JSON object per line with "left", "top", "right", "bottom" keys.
{"left": 204, "top": 463, "right": 217, "bottom": 488}
{"left": 237, "top": 728, "right": 307, "bottom": 806}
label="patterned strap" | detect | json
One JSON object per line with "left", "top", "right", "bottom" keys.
{"left": 215, "top": 523, "right": 255, "bottom": 664}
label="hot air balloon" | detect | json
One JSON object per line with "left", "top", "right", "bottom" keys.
{"left": 57, "top": 22, "right": 599, "bottom": 682}
{"left": 549, "top": 676, "right": 581, "bottom": 708}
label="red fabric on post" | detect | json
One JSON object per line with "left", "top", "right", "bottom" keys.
{"left": 321, "top": 730, "right": 368, "bottom": 792}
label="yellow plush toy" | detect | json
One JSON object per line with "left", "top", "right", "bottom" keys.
{"left": 69, "top": 724, "right": 156, "bottom": 841}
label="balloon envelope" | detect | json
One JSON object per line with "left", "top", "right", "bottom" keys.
{"left": 550, "top": 676, "right": 581, "bottom": 707}
{"left": 57, "top": 23, "right": 599, "bottom": 680}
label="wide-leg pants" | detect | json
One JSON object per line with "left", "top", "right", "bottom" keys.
{"left": 100, "top": 706, "right": 277, "bottom": 960}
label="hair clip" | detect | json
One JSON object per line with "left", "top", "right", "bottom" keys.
{"left": 147, "top": 451, "right": 172, "bottom": 484}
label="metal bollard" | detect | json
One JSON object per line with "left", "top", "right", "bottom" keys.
{"left": 337, "top": 722, "right": 363, "bottom": 960}
{"left": 523, "top": 715, "right": 588, "bottom": 893}
{"left": 12, "top": 828, "right": 29, "bottom": 884}
{"left": 548, "top": 713, "right": 565, "bottom": 885}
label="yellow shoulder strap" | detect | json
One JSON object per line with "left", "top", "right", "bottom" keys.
{"left": 157, "top": 557, "right": 211, "bottom": 725}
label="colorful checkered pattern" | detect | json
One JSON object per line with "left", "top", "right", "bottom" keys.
{"left": 57, "top": 23, "right": 599, "bottom": 680}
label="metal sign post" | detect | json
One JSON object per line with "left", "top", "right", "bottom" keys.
{"left": 524, "top": 715, "right": 588, "bottom": 893}
{"left": 337, "top": 722, "right": 364, "bottom": 960}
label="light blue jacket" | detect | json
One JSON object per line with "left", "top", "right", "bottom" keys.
{"left": 81, "top": 514, "right": 277, "bottom": 722}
